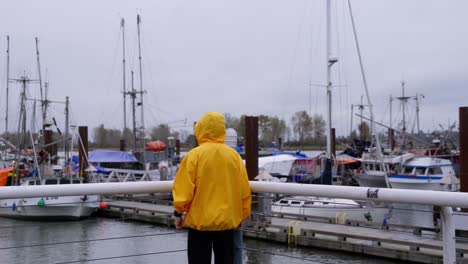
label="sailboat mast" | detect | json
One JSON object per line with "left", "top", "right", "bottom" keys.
{"left": 5, "top": 35, "right": 10, "bottom": 133}
{"left": 121, "top": 18, "right": 127, "bottom": 134}
{"left": 347, "top": 0, "right": 383, "bottom": 161}
{"left": 15, "top": 77, "right": 28, "bottom": 185}
{"left": 35, "top": 37, "right": 45, "bottom": 127}
{"left": 131, "top": 71, "right": 137, "bottom": 150}
{"left": 325, "top": 0, "right": 332, "bottom": 159}
{"left": 137, "top": 14, "right": 146, "bottom": 164}
{"left": 64, "top": 96, "right": 69, "bottom": 166}
{"left": 401, "top": 81, "right": 406, "bottom": 133}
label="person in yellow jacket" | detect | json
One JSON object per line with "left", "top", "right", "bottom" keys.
{"left": 173, "top": 112, "right": 251, "bottom": 264}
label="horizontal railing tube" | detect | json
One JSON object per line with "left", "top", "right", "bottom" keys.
{"left": 1, "top": 182, "right": 468, "bottom": 208}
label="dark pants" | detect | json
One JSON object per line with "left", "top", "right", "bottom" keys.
{"left": 188, "top": 228, "right": 235, "bottom": 264}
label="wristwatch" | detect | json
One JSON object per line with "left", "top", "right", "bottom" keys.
{"left": 174, "top": 210, "right": 183, "bottom": 217}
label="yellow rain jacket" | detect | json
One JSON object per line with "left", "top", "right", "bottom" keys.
{"left": 173, "top": 112, "right": 251, "bottom": 231}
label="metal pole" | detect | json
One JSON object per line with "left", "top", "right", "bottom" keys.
{"left": 5, "top": 36, "right": 10, "bottom": 133}
{"left": 35, "top": 37, "right": 45, "bottom": 128}
{"left": 131, "top": 71, "right": 137, "bottom": 150}
{"left": 121, "top": 18, "right": 127, "bottom": 135}
{"left": 389, "top": 95, "right": 393, "bottom": 130}
{"left": 326, "top": 0, "right": 332, "bottom": 159}
{"left": 350, "top": 104, "right": 354, "bottom": 137}
{"left": 64, "top": 96, "right": 69, "bottom": 166}
{"left": 137, "top": 14, "right": 146, "bottom": 166}
{"left": 415, "top": 93, "right": 420, "bottom": 135}
{"left": 44, "top": 82, "right": 49, "bottom": 123}
{"left": 402, "top": 81, "right": 406, "bottom": 133}
{"left": 441, "top": 206, "right": 456, "bottom": 264}
{"left": 347, "top": 0, "right": 383, "bottom": 161}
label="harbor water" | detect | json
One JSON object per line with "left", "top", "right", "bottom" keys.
{"left": 0, "top": 217, "right": 401, "bottom": 264}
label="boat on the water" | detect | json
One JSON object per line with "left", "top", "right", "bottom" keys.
{"left": 0, "top": 174, "right": 100, "bottom": 220}
{"left": 272, "top": 196, "right": 388, "bottom": 225}
{"left": 387, "top": 156, "right": 459, "bottom": 191}
{"left": 353, "top": 153, "right": 415, "bottom": 188}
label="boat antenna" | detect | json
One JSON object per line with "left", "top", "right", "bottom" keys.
{"left": 5, "top": 36, "right": 10, "bottom": 133}
{"left": 325, "top": 0, "right": 338, "bottom": 159}
{"left": 121, "top": 18, "right": 128, "bottom": 137}
{"left": 64, "top": 96, "right": 70, "bottom": 169}
{"left": 130, "top": 70, "right": 137, "bottom": 150}
{"left": 137, "top": 14, "right": 147, "bottom": 167}
{"left": 35, "top": 37, "right": 46, "bottom": 129}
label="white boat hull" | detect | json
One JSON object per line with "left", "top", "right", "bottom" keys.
{"left": 354, "top": 172, "right": 388, "bottom": 188}
{"left": 0, "top": 195, "right": 100, "bottom": 220}
{"left": 272, "top": 204, "right": 388, "bottom": 224}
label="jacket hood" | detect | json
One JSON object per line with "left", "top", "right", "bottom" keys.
{"left": 195, "top": 112, "right": 226, "bottom": 144}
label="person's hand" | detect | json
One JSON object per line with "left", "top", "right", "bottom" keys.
{"left": 175, "top": 216, "right": 184, "bottom": 230}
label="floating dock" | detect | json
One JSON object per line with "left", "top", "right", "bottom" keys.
{"left": 99, "top": 195, "right": 468, "bottom": 264}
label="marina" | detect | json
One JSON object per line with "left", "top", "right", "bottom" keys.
{"left": 1, "top": 1, "right": 468, "bottom": 263}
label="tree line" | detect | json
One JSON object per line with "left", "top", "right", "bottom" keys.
{"left": 2, "top": 110, "right": 456, "bottom": 151}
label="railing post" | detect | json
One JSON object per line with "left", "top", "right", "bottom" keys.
{"left": 441, "top": 206, "right": 456, "bottom": 264}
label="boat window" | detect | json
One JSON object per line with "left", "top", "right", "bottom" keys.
{"left": 278, "top": 200, "right": 289, "bottom": 205}
{"left": 60, "top": 179, "right": 71, "bottom": 184}
{"left": 290, "top": 201, "right": 301, "bottom": 205}
{"left": 45, "top": 179, "right": 58, "bottom": 185}
{"left": 414, "top": 167, "right": 426, "bottom": 175}
{"left": 28, "top": 181, "right": 35, "bottom": 186}
{"left": 73, "top": 180, "right": 81, "bottom": 184}
{"left": 428, "top": 167, "right": 443, "bottom": 175}
{"left": 375, "top": 164, "right": 381, "bottom": 171}
{"left": 403, "top": 166, "right": 414, "bottom": 174}
{"left": 369, "top": 164, "right": 374, "bottom": 171}
{"left": 305, "top": 201, "right": 315, "bottom": 205}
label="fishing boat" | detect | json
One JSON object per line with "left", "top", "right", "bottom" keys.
{"left": 387, "top": 156, "right": 459, "bottom": 191}
{"left": 352, "top": 153, "right": 415, "bottom": 188}
{"left": 258, "top": 153, "right": 320, "bottom": 183}
{"left": 0, "top": 175, "right": 100, "bottom": 220}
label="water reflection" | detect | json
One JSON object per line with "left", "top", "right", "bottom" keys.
{"left": 0, "top": 217, "right": 401, "bottom": 264}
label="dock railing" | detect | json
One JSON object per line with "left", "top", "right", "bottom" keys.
{"left": 0, "top": 181, "right": 466, "bottom": 263}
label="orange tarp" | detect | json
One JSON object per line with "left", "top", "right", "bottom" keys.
{"left": 336, "top": 159, "right": 359, "bottom": 165}
{"left": 0, "top": 167, "right": 14, "bottom": 186}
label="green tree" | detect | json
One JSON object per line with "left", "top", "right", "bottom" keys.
{"left": 311, "top": 113, "right": 326, "bottom": 140}
{"left": 270, "top": 116, "right": 287, "bottom": 143}
{"left": 358, "top": 122, "right": 370, "bottom": 141}
{"left": 151, "top": 124, "right": 171, "bottom": 142}
{"left": 291, "top": 111, "right": 312, "bottom": 143}
{"left": 93, "top": 124, "right": 107, "bottom": 148}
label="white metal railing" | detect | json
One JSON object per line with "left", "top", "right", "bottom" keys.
{"left": 0, "top": 181, "right": 464, "bottom": 263}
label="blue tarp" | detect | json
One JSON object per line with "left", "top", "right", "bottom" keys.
{"left": 88, "top": 150, "right": 138, "bottom": 163}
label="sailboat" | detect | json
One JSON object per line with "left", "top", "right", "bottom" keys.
{"left": 88, "top": 15, "right": 177, "bottom": 182}
{"left": 0, "top": 39, "right": 100, "bottom": 220}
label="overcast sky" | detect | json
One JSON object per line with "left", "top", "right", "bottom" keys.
{"left": 1, "top": 0, "right": 467, "bottom": 139}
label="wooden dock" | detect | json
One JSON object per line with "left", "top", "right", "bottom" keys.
{"left": 99, "top": 196, "right": 468, "bottom": 264}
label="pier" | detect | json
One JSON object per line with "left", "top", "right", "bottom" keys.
{"left": 1, "top": 180, "right": 468, "bottom": 263}
{"left": 100, "top": 193, "right": 468, "bottom": 263}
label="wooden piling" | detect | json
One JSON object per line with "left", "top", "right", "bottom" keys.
{"left": 119, "top": 139, "right": 126, "bottom": 151}
{"left": 78, "top": 126, "right": 89, "bottom": 180}
{"left": 331, "top": 128, "right": 336, "bottom": 159}
{"left": 245, "top": 116, "right": 258, "bottom": 180}
{"left": 460, "top": 107, "right": 468, "bottom": 194}
{"left": 388, "top": 128, "right": 395, "bottom": 151}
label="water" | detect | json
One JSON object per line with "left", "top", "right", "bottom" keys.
{"left": 0, "top": 217, "right": 401, "bottom": 264}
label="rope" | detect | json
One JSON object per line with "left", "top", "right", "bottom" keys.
{"left": 55, "top": 249, "right": 187, "bottom": 264}
{"left": 0, "top": 231, "right": 184, "bottom": 250}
